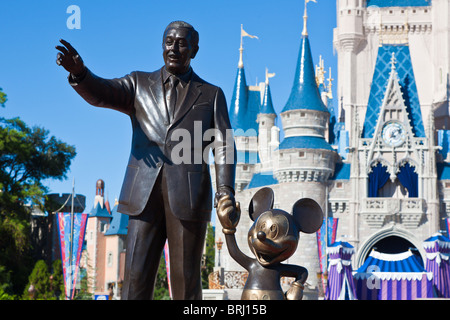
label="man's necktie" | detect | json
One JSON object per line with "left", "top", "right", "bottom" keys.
{"left": 167, "top": 76, "right": 179, "bottom": 121}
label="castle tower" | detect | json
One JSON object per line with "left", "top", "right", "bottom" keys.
{"left": 274, "top": 2, "right": 337, "bottom": 190}
{"left": 228, "top": 25, "right": 261, "bottom": 192}
{"left": 83, "top": 179, "right": 112, "bottom": 296}
{"left": 257, "top": 69, "right": 278, "bottom": 171}
{"left": 334, "top": 0, "right": 365, "bottom": 145}
{"left": 269, "top": 2, "right": 338, "bottom": 289}
{"left": 332, "top": 0, "right": 447, "bottom": 271}
{"left": 104, "top": 199, "right": 129, "bottom": 299}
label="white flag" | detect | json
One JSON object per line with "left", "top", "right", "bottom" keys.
{"left": 241, "top": 28, "right": 258, "bottom": 40}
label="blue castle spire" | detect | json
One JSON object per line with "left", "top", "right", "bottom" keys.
{"left": 279, "top": 2, "right": 333, "bottom": 152}
{"left": 228, "top": 26, "right": 259, "bottom": 136}
{"left": 260, "top": 70, "right": 276, "bottom": 115}
{"left": 229, "top": 64, "right": 249, "bottom": 130}
{"left": 282, "top": 21, "right": 328, "bottom": 114}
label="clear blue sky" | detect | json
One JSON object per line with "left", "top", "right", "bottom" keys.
{"left": 0, "top": 0, "right": 337, "bottom": 212}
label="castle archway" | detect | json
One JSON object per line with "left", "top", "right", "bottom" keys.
{"left": 355, "top": 226, "right": 426, "bottom": 269}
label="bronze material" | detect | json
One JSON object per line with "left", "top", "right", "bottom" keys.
{"left": 217, "top": 187, "right": 323, "bottom": 300}
{"left": 241, "top": 289, "right": 285, "bottom": 300}
{"left": 56, "top": 21, "right": 237, "bottom": 300}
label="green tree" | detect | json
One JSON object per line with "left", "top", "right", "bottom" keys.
{"left": 50, "top": 259, "right": 65, "bottom": 299}
{"left": 0, "top": 265, "right": 16, "bottom": 300}
{"left": 202, "top": 223, "right": 215, "bottom": 289}
{"left": 0, "top": 88, "right": 6, "bottom": 108}
{"left": 154, "top": 255, "right": 171, "bottom": 300}
{"left": 0, "top": 111, "right": 76, "bottom": 295}
{"left": 73, "top": 267, "right": 93, "bottom": 300}
{"left": 22, "top": 260, "right": 53, "bottom": 300}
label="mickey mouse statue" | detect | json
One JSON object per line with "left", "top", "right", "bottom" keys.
{"left": 216, "top": 187, "right": 323, "bottom": 300}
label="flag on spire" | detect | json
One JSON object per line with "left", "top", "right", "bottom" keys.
{"left": 238, "top": 24, "right": 259, "bottom": 68}
{"left": 265, "top": 68, "right": 276, "bottom": 84}
{"left": 241, "top": 25, "right": 259, "bottom": 40}
{"left": 303, "top": 0, "right": 317, "bottom": 36}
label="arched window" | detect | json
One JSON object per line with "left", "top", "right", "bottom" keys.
{"left": 368, "top": 162, "right": 418, "bottom": 198}
{"left": 397, "top": 162, "right": 418, "bottom": 197}
{"left": 368, "top": 162, "right": 389, "bottom": 197}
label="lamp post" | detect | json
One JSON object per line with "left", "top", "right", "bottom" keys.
{"left": 216, "top": 237, "right": 223, "bottom": 267}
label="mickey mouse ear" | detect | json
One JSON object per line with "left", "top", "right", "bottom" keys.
{"left": 292, "top": 198, "right": 323, "bottom": 234}
{"left": 249, "top": 187, "right": 274, "bottom": 221}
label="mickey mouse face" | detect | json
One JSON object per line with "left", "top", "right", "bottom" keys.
{"left": 247, "top": 209, "right": 299, "bottom": 266}
{"left": 246, "top": 187, "right": 324, "bottom": 267}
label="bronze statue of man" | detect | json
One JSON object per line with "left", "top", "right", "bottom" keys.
{"left": 56, "top": 21, "right": 236, "bottom": 300}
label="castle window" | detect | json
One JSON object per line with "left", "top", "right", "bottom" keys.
{"left": 300, "top": 112, "right": 306, "bottom": 117}
{"left": 243, "top": 165, "right": 248, "bottom": 171}
{"left": 107, "top": 252, "right": 113, "bottom": 267}
{"left": 368, "top": 163, "right": 389, "bottom": 197}
{"left": 369, "top": 162, "right": 418, "bottom": 198}
{"left": 397, "top": 163, "right": 418, "bottom": 197}
{"left": 445, "top": 182, "right": 450, "bottom": 189}
{"left": 336, "top": 182, "right": 343, "bottom": 189}
{"left": 299, "top": 151, "right": 305, "bottom": 158}
{"left": 100, "top": 221, "right": 108, "bottom": 233}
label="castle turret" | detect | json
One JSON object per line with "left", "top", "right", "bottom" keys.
{"left": 257, "top": 69, "right": 278, "bottom": 170}
{"left": 228, "top": 25, "right": 260, "bottom": 191}
{"left": 271, "top": 1, "right": 338, "bottom": 291}
{"left": 84, "top": 179, "right": 111, "bottom": 295}
{"left": 275, "top": 2, "right": 337, "bottom": 187}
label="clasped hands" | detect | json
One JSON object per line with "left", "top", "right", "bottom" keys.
{"left": 215, "top": 186, "right": 240, "bottom": 235}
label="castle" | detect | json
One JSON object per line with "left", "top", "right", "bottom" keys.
{"left": 71, "top": 0, "right": 450, "bottom": 300}
{"left": 212, "top": 0, "right": 450, "bottom": 298}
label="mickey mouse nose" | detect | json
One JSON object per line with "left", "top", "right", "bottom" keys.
{"left": 257, "top": 231, "right": 266, "bottom": 241}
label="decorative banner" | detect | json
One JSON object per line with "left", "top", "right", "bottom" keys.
{"left": 163, "top": 241, "right": 172, "bottom": 299}
{"left": 446, "top": 218, "right": 450, "bottom": 238}
{"left": 57, "top": 212, "right": 88, "bottom": 300}
{"left": 316, "top": 217, "right": 339, "bottom": 274}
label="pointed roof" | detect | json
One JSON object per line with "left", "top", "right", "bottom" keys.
{"left": 89, "top": 179, "right": 111, "bottom": 218}
{"left": 89, "top": 200, "right": 111, "bottom": 219}
{"left": 282, "top": 34, "right": 328, "bottom": 113}
{"left": 362, "top": 45, "right": 425, "bottom": 139}
{"left": 260, "top": 72, "right": 276, "bottom": 115}
{"left": 229, "top": 25, "right": 261, "bottom": 136}
{"left": 229, "top": 65, "right": 249, "bottom": 130}
{"left": 105, "top": 202, "right": 129, "bottom": 236}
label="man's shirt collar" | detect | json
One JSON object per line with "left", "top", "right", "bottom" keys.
{"left": 162, "top": 67, "right": 192, "bottom": 88}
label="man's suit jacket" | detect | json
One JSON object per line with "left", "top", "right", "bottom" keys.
{"left": 70, "top": 67, "right": 236, "bottom": 222}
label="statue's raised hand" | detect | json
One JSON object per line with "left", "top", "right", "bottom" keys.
{"left": 55, "top": 39, "right": 85, "bottom": 76}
